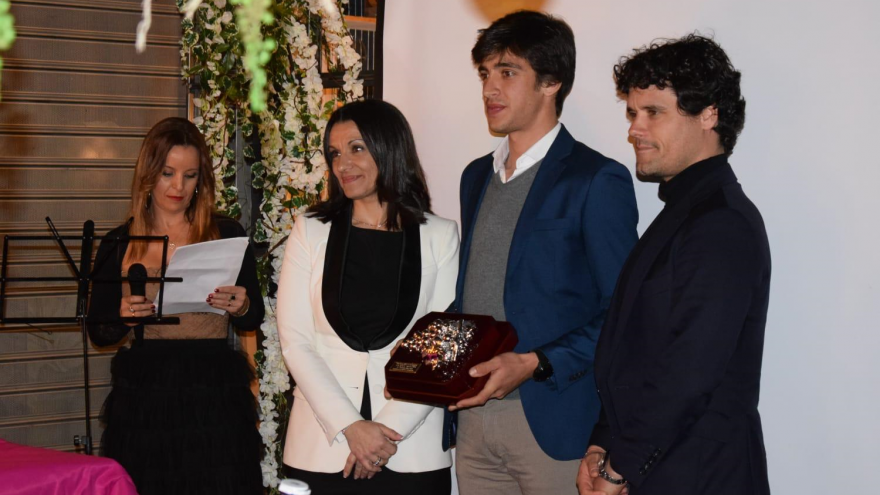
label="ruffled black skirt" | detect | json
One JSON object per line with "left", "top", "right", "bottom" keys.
{"left": 100, "top": 339, "right": 263, "bottom": 495}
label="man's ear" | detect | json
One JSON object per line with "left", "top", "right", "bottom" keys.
{"left": 542, "top": 80, "right": 562, "bottom": 98}
{"left": 700, "top": 105, "right": 719, "bottom": 130}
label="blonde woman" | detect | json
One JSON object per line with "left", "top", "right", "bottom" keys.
{"left": 88, "top": 117, "right": 264, "bottom": 495}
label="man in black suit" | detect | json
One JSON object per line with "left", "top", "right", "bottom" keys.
{"left": 577, "top": 34, "right": 772, "bottom": 495}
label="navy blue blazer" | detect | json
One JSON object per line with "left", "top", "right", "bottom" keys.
{"left": 590, "top": 155, "right": 771, "bottom": 494}
{"left": 452, "top": 126, "right": 638, "bottom": 460}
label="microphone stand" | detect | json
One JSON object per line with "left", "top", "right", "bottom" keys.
{"left": 0, "top": 217, "right": 181, "bottom": 455}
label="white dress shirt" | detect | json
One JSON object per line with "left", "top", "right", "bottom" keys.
{"left": 492, "top": 122, "right": 562, "bottom": 183}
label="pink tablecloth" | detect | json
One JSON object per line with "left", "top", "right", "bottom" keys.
{"left": 0, "top": 439, "right": 138, "bottom": 495}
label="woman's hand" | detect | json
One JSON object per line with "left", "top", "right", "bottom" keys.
{"left": 208, "top": 285, "right": 248, "bottom": 316}
{"left": 345, "top": 452, "right": 379, "bottom": 480}
{"left": 342, "top": 420, "right": 403, "bottom": 479}
{"left": 119, "top": 295, "right": 154, "bottom": 326}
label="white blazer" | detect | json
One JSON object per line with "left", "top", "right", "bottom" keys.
{"left": 276, "top": 213, "right": 459, "bottom": 473}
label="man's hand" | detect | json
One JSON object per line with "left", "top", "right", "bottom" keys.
{"left": 448, "top": 351, "right": 538, "bottom": 411}
{"left": 577, "top": 446, "right": 628, "bottom": 495}
{"left": 577, "top": 447, "right": 606, "bottom": 495}
{"left": 341, "top": 421, "right": 402, "bottom": 479}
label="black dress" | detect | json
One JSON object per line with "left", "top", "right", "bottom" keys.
{"left": 283, "top": 225, "right": 451, "bottom": 495}
{"left": 87, "top": 216, "right": 265, "bottom": 495}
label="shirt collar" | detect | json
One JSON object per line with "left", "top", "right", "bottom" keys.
{"left": 658, "top": 153, "right": 729, "bottom": 204}
{"left": 492, "top": 123, "right": 562, "bottom": 183}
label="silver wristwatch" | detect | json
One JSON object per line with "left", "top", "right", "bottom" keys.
{"left": 598, "top": 452, "right": 627, "bottom": 485}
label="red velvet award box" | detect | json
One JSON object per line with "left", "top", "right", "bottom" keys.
{"left": 384, "top": 312, "right": 518, "bottom": 406}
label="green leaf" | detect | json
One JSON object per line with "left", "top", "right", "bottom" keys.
{"left": 228, "top": 203, "right": 242, "bottom": 218}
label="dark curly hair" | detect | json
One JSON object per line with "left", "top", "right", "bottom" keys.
{"left": 614, "top": 33, "right": 746, "bottom": 154}
{"left": 308, "top": 99, "right": 431, "bottom": 230}
{"left": 472, "top": 10, "right": 576, "bottom": 117}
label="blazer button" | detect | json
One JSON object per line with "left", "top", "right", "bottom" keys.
{"left": 639, "top": 468, "right": 646, "bottom": 475}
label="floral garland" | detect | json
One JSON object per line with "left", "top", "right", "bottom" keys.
{"left": 179, "top": 0, "right": 362, "bottom": 489}
{"left": 0, "top": 0, "right": 16, "bottom": 101}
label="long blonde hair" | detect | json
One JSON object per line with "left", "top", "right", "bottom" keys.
{"left": 127, "top": 117, "right": 218, "bottom": 261}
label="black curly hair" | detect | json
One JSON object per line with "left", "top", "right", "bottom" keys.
{"left": 614, "top": 33, "right": 746, "bottom": 154}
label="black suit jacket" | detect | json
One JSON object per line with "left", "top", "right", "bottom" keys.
{"left": 590, "top": 155, "right": 771, "bottom": 494}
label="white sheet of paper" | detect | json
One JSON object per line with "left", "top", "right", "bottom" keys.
{"left": 160, "top": 237, "right": 249, "bottom": 315}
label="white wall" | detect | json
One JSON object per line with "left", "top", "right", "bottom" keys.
{"left": 385, "top": 0, "right": 880, "bottom": 493}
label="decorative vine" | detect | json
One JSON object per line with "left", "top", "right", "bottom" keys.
{"left": 179, "top": 0, "right": 362, "bottom": 489}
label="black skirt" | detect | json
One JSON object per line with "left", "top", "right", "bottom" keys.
{"left": 283, "top": 464, "right": 452, "bottom": 495}
{"left": 100, "top": 339, "right": 263, "bottom": 495}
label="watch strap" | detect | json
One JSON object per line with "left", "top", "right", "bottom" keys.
{"left": 598, "top": 451, "right": 627, "bottom": 485}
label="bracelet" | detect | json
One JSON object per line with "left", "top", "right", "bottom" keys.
{"left": 598, "top": 451, "right": 627, "bottom": 485}
{"left": 231, "top": 296, "right": 250, "bottom": 317}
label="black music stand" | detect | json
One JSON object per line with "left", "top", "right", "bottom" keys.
{"left": 0, "top": 217, "right": 182, "bottom": 455}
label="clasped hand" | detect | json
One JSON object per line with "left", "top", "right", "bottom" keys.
{"left": 342, "top": 420, "right": 403, "bottom": 480}
{"left": 577, "top": 447, "right": 629, "bottom": 495}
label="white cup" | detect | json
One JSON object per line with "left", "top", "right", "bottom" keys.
{"left": 279, "top": 479, "right": 311, "bottom": 495}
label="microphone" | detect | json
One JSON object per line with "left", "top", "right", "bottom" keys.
{"left": 128, "top": 263, "right": 148, "bottom": 298}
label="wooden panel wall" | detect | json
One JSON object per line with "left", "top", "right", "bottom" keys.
{"left": 0, "top": 0, "right": 185, "bottom": 451}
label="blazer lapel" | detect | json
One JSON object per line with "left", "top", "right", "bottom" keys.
{"left": 506, "top": 126, "right": 575, "bottom": 275}
{"left": 607, "top": 163, "right": 740, "bottom": 359}
{"left": 321, "top": 205, "right": 365, "bottom": 352}
{"left": 607, "top": 204, "right": 688, "bottom": 359}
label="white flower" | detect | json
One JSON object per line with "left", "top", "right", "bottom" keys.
{"left": 182, "top": 2, "right": 362, "bottom": 486}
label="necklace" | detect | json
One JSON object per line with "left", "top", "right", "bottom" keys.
{"left": 351, "top": 216, "right": 386, "bottom": 229}
{"left": 158, "top": 224, "right": 190, "bottom": 252}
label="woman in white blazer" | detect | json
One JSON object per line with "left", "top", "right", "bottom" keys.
{"left": 276, "top": 100, "right": 458, "bottom": 494}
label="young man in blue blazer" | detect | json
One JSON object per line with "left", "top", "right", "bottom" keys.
{"left": 447, "top": 11, "right": 638, "bottom": 495}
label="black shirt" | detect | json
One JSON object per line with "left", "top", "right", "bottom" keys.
{"left": 339, "top": 226, "right": 405, "bottom": 347}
